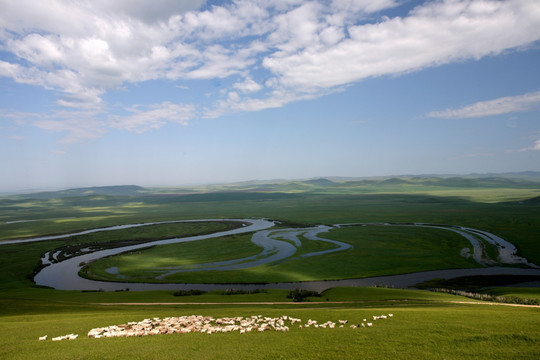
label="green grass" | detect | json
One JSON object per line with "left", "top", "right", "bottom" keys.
{"left": 0, "top": 288, "right": 538, "bottom": 359}
{"left": 481, "top": 287, "right": 540, "bottom": 301}
{"left": 82, "top": 233, "right": 263, "bottom": 281}
{"left": 4, "top": 191, "right": 537, "bottom": 264}
{"left": 0, "top": 222, "right": 244, "bottom": 291}
{"left": 0, "top": 180, "right": 538, "bottom": 358}
{"left": 415, "top": 275, "right": 540, "bottom": 290}
{"left": 291, "top": 234, "right": 340, "bottom": 256}
{"left": 83, "top": 224, "right": 480, "bottom": 284}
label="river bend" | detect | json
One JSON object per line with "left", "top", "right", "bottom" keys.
{"left": 4, "top": 218, "right": 537, "bottom": 291}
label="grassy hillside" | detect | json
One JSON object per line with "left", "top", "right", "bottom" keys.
{"left": 0, "top": 287, "right": 538, "bottom": 360}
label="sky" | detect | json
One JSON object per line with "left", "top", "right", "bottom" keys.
{"left": 1, "top": 0, "right": 539, "bottom": 193}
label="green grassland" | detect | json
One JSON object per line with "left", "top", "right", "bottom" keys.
{"left": 2, "top": 177, "right": 539, "bottom": 265}
{"left": 83, "top": 225, "right": 479, "bottom": 283}
{"left": 0, "top": 288, "right": 538, "bottom": 359}
{"left": 480, "top": 287, "right": 540, "bottom": 301}
{"left": 0, "top": 175, "right": 539, "bottom": 358}
{"left": 46, "top": 221, "right": 243, "bottom": 263}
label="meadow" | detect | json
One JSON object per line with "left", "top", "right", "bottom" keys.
{"left": 0, "top": 175, "right": 539, "bottom": 359}
{"left": 0, "top": 288, "right": 538, "bottom": 360}
{"left": 82, "top": 225, "right": 479, "bottom": 284}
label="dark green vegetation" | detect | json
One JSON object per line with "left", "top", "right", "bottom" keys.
{"left": 416, "top": 275, "right": 540, "bottom": 305}
{"left": 416, "top": 275, "right": 540, "bottom": 290}
{"left": 0, "top": 174, "right": 539, "bottom": 359}
{"left": 287, "top": 288, "right": 321, "bottom": 302}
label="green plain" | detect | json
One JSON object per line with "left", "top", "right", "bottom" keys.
{"left": 0, "top": 177, "right": 538, "bottom": 359}
{"left": 83, "top": 225, "right": 479, "bottom": 283}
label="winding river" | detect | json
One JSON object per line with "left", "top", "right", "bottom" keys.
{"left": 2, "top": 218, "right": 539, "bottom": 291}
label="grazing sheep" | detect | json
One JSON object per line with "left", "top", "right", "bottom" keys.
{"left": 51, "top": 334, "right": 78, "bottom": 341}
{"left": 38, "top": 335, "right": 47, "bottom": 341}
{"left": 83, "top": 312, "right": 393, "bottom": 339}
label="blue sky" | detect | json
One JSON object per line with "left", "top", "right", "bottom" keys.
{"left": 1, "top": 0, "right": 540, "bottom": 192}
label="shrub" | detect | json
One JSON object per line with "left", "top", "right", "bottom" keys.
{"left": 432, "top": 288, "right": 539, "bottom": 306}
{"left": 173, "top": 289, "right": 206, "bottom": 297}
{"left": 286, "top": 288, "right": 321, "bottom": 302}
{"left": 222, "top": 288, "right": 265, "bottom": 295}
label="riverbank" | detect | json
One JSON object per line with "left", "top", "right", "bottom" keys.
{"left": 30, "top": 219, "right": 539, "bottom": 291}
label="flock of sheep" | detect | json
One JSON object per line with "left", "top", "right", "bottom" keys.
{"left": 39, "top": 313, "right": 394, "bottom": 341}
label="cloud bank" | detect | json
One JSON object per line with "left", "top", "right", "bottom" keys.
{"left": 1, "top": 0, "right": 540, "bottom": 141}
{"left": 427, "top": 91, "right": 540, "bottom": 119}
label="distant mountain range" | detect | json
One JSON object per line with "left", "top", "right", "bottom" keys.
{"left": 8, "top": 185, "right": 147, "bottom": 198}
{"left": 4, "top": 171, "right": 539, "bottom": 199}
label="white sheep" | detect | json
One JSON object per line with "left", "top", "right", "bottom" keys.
{"left": 84, "top": 313, "right": 391, "bottom": 339}
{"left": 38, "top": 335, "right": 47, "bottom": 341}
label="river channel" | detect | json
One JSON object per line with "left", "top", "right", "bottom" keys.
{"left": 4, "top": 218, "right": 539, "bottom": 291}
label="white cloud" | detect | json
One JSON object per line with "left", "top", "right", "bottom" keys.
{"left": 519, "top": 139, "right": 540, "bottom": 152}
{"left": 233, "top": 77, "right": 263, "bottom": 94}
{"left": 0, "top": 60, "right": 46, "bottom": 87}
{"left": 331, "top": 0, "right": 399, "bottom": 14}
{"left": 204, "top": 86, "right": 340, "bottom": 119}
{"left": 2, "top": 102, "right": 196, "bottom": 143}
{"left": 93, "top": 0, "right": 206, "bottom": 24}
{"left": 109, "top": 102, "right": 196, "bottom": 134}
{"left": 8, "top": 33, "right": 63, "bottom": 65}
{"left": 1, "top": 0, "right": 539, "bottom": 142}
{"left": 268, "top": 2, "right": 322, "bottom": 53}
{"left": 182, "top": 45, "right": 255, "bottom": 80}
{"left": 33, "top": 116, "right": 107, "bottom": 144}
{"left": 427, "top": 91, "right": 540, "bottom": 119}
{"left": 263, "top": 0, "right": 540, "bottom": 90}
